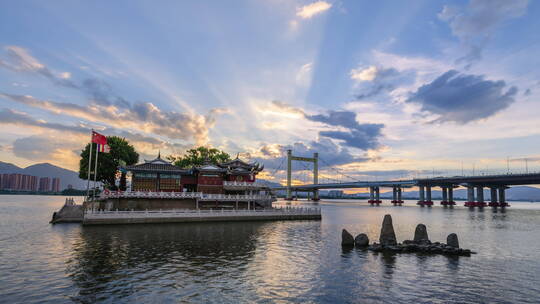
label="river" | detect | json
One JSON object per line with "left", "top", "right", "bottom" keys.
{"left": 1, "top": 195, "right": 539, "bottom": 303}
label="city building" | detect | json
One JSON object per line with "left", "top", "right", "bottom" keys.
{"left": 328, "top": 190, "right": 344, "bottom": 198}
{"left": 39, "top": 177, "right": 51, "bottom": 192}
{"left": 51, "top": 177, "right": 61, "bottom": 192}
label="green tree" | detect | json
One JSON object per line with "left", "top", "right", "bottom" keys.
{"left": 169, "top": 146, "right": 230, "bottom": 168}
{"left": 79, "top": 136, "right": 139, "bottom": 189}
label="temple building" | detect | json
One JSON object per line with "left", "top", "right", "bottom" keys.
{"left": 124, "top": 154, "right": 265, "bottom": 194}
{"left": 90, "top": 154, "right": 273, "bottom": 211}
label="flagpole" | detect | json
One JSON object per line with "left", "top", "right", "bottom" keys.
{"left": 86, "top": 130, "right": 93, "bottom": 200}
{"left": 93, "top": 143, "right": 100, "bottom": 199}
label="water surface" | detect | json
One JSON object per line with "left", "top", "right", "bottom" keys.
{"left": 1, "top": 195, "right": 539, "bottom": 303}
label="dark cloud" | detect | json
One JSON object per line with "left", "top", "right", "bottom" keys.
{"left": 407, "top": 70, "right": 517, "bottom": 123}
{"left": 306, "top": 111, "right": 383, "bottom": 150}
{"left": 353, "top": 67, "right": 415, "bottom": 100}
{"left": 252, "top": 138, "right": 369, "bottom": 178}
{"left": 438, "top": 0, "right": 529, "bottom": 65}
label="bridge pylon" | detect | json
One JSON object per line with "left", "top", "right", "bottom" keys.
{"left": 286, "top": 149, "right": 319, "bottom": 201}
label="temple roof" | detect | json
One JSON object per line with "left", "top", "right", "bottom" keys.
{"left": 219, "top": 156, "right": 264, "bottom": 172}
{"left": 125, "top": 153, "right": 188, "bottom": 173}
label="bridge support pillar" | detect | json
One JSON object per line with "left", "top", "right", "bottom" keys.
{"left": 425, "top": 185, "right": 433, "bottom": 206}
{"left": 368, "top": 187, "right": 375, "bottom": 204}
{"left": 417, "top": 185, "right": 426, "bottom": 206}
{"left": 498, "top": 187, "right": 509, "bottom": 208}
{"left": 489, "top": 187, "right": 498, "bottom": 207}
{"left": 286, "top": 149, "right": 292, "bottom": 200}
{"left": 448, "top": 187, "right": 455, "bottom": 205}
{"left": 476, "top": 186, "right": 486, "bottom": 207}
{"left": 397, "top": 187, "right": 403, "bottom": 205}
{"left": 392, "top": 186, "right": 397, "bottom": 205}
{"left": 375, "top": 187, "right": 381, "bottom": 205}
{"left": 441, "top": 187, "right": 448, "bottom": 206}
{"left": 465, "top": 186, "right": 476, "bottom": 207}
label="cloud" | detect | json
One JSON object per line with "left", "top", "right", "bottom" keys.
{"left": 407, "top": 70, "right": 518, "bottom": 123}
{"left": 305, "top": 111, "right": 384, "bottom": 150}
{"left": 296, "top": 62, "right": 313, "bottom": 86}
{"left": 438, "top": 0, "right": 529, "bottom": 65}
{"left": 350, "top": 66, "right": 379, "bottom": 82}
{"left": 350, "top": 65, "right": 415, "bottom": 100}
{"left": 12, "top": 135, "right": 79, "bottom": 164}
{"left": 296, "top": 1, "right": 332, "bottom": 19}
{"left": 0, "top": 46, "right": 77, "bottom": 88}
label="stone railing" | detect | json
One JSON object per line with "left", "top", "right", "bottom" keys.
{"left": 99, "top": 190, "right": 273, "bottom": 201}
{"left": 85, "top": 206, "right": 321, "bottom": 219}
{"left": 223, "top": 181, "right": 266, "bottom": 188}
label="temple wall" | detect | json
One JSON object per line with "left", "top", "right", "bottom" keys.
{"left": 94, "top": 198, "right": 197, "bottom": 211}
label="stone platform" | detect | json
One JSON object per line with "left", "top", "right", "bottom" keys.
{"left": 82, "top": 207, "right": 321, "bottom": 225}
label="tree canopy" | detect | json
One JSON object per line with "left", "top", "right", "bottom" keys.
{"left": 79, "top": 136, "right": 139, "bottom": 189}
{"left": 168, "top": 146, "right": 231, "bottom": 168}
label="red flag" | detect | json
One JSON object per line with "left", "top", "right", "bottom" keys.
{"left": 91, "top": 131, "right": 107, "bottom": 145}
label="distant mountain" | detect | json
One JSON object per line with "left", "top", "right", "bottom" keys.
{"left": 0, "top": 161, "right": 23, "bottom": 173}
{"left": 0, "top": 161, "right": 87, "bottom": 190}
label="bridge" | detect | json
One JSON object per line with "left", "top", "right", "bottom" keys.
{"left": 268, "top": 149, "right": 540, "bottom": 208}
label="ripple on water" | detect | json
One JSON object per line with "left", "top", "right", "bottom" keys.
{"left": 1, "top": 197, "right": 540, "bottom": 303}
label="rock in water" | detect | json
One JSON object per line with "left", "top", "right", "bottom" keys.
{"left": 413, "top": 224, "right": 429, "bottom": 242}
{"left": 447, "top": 233, "right": 459, "bottom": 248}
{"left": 379, "top": 214, "right": 397, "bottom": 246}
{"left": 342, "top": 229, "right": 354, "bottom": 246}
{"left": 354, "top": 233, "right": 369, "bottom": 247}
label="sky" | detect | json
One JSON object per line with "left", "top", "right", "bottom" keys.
{"left": 1, "top": 0, "right": 539, "bottom": 185}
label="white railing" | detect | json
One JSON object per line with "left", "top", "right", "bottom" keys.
{"left": 98, "top": 190, "right": 273, "bottom": 201}
{"left": 85, "top": 207, "right": 321, "bottom": 219}
{"left": 223, "top": 181, "right": 265, "bottom": 188}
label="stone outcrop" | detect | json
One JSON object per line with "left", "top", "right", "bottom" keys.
{"left": 50, "top": 202, "right": 84, "bottom": 224}
{"left": 354, "top": 233, "right": 369, "bottom": 247}
{"left": 447, "top": 233, "right": 459, "bottom": 248}
{"left": 413, "top": 224, "right": 429, "bottom": 243}
{"left": 341, "top": 229, "right": 354, "bottom": 246}
{"left": 346, "top": 215, "right": 477, "bottom": 256}
{"left": 379, "top": 214, "right": 397, "bottom": 246}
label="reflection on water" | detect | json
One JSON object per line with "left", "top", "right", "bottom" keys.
{"left": 1, "top": 196, "right": 540, "bottom": 303}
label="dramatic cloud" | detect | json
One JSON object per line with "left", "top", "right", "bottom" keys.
{"left": 407, "top": 70, "right": 518, "bottom": 123}
{"left": 0, "top": 46, "right": 77, "bottom": 88}
{"left": 438, "top": 0, "right": 529, "bottom": 65}
{"left": 253, "top": 138, "right": 368, "bottom": 173}
{"left": 0, "top": 46, "right": 229, "bottom": 145}
{"left": 0, "top": 108, "right": 168, "bottom": 149}
{"left": 296, "top": 1, "right": 332, "bottom": 19}
{"left": 305, "top": 111, "right": 384, "bottom": 150}
{"left": 0, "top": 93, "right": 224, "bottom": 145}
